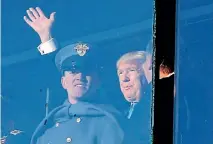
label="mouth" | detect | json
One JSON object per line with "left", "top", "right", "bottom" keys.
{"left": 74, "top": 83, "right": 87, "bottom": 87}
{"left": 123, "top": 85, "right": 132, "bottom": 90}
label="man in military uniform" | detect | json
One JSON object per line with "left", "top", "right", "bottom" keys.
{"left": 116, "top": 51, "right": 152, "bottom": 144}
{"left": 24, "top": 7, "right": 125, "bottom": 144}
{"left": 31, "top": 43, "right": 125, "bottom": 144}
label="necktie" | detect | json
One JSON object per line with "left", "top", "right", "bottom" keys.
{"left": 127, "top": 102, "right": 137, "bottom": 119}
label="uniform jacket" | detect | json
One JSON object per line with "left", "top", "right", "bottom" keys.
{"left": 31, "top": 100, "right": 125, "bottom": 144}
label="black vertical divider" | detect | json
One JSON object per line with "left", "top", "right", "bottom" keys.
{"left": 153, "top": 0, "right": 176, "bottom": 143}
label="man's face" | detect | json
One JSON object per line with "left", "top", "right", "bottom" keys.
{"left": 117, "top": 60, "right": 144, "bottom": 102}
{"left": 61, "top": 69, "right": 98, "bottom": 102}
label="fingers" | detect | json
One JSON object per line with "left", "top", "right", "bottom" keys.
{"left": 24, "top": 7, "right": 45, "bottom": 24}
{"left": 26, "top": 7, "right": 41, "bottom": 21}
{"left": 29, "top": 7, "right": 39, "bottom": 18}
{"left": 26, "top": 9, "right": 36, "bottom": 21}
{"left": 36, "top": 7, "right": 45, "bottom": 17}
{"left": 23, "top": 16, "right": 33, "bottom": 27}
{"left": 23, "top": 16, "right": 36, "bottom": 28}
{"left": 50, "top": 12, "right": 56, "bottom": 21}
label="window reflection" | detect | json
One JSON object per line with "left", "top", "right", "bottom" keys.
{"left": 2, "top": 1, "right": 154, "bottom": 144}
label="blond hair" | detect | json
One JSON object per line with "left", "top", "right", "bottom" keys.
{"left": 116, "top": 51, "right": 147, "bottom": 68}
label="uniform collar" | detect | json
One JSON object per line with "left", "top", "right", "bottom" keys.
{"left": 54, "top": 100, "right": 105, "bottom": 123}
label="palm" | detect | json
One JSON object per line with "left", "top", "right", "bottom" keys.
{"left": 31, "top": 16, "right": 53, "bottom": 33}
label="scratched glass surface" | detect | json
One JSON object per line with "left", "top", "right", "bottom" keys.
{"left": 174, "top": 0, "right": 213, "bottom": 144}
{"left": 1, "top": 1, "right": 154, "bottom": 144}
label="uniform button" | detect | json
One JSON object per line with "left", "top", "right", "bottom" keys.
{"left": 55, "top": 122, "right": 60, "bottom": 127}
{"left": 76, "top": 117, "right": 81, "bottom": 123}
{"left": 66, "top": 137, "right": 72, "bottom": 143}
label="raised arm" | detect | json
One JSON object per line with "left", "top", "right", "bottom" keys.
{"left": 24, "top": 7, "right": 58, "bottom": 55}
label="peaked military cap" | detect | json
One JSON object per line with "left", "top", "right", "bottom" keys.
{"left": 55, "top": 42, "right": 100, "bottom": 73}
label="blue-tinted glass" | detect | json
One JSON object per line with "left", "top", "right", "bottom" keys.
{"left": 1, "top": 1, "right": 155, "bottom": 144}
{"left": 174, "top": 1, "right": 213, "bottom": 144}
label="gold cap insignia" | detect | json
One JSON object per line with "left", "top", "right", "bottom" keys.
{"left": 74, "top": 43, "right": 89, "bottom": 56}
{"left": 10, "top": 130, "right": 23, "bottom": 135}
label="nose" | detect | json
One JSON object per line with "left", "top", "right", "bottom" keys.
{"left": 75, "top": 73, "right": 87, "bottom": 82}
{"left": 120, "top": 73, "right": 130, "bottom": 82}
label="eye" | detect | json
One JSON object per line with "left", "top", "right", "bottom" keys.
{"left": 117, "top": 70, "right": 123, "bottom": 75}
{"left": 129, "top": 68, "right": 137, "bottom": 72}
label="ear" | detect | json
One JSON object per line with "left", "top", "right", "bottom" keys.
{"left": 61, "top": 76, "right": 67, "bottom": 89}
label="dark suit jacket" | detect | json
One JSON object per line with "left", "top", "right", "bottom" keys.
{"left": 123, "top": 84, "right": 153, "bottom": 144}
